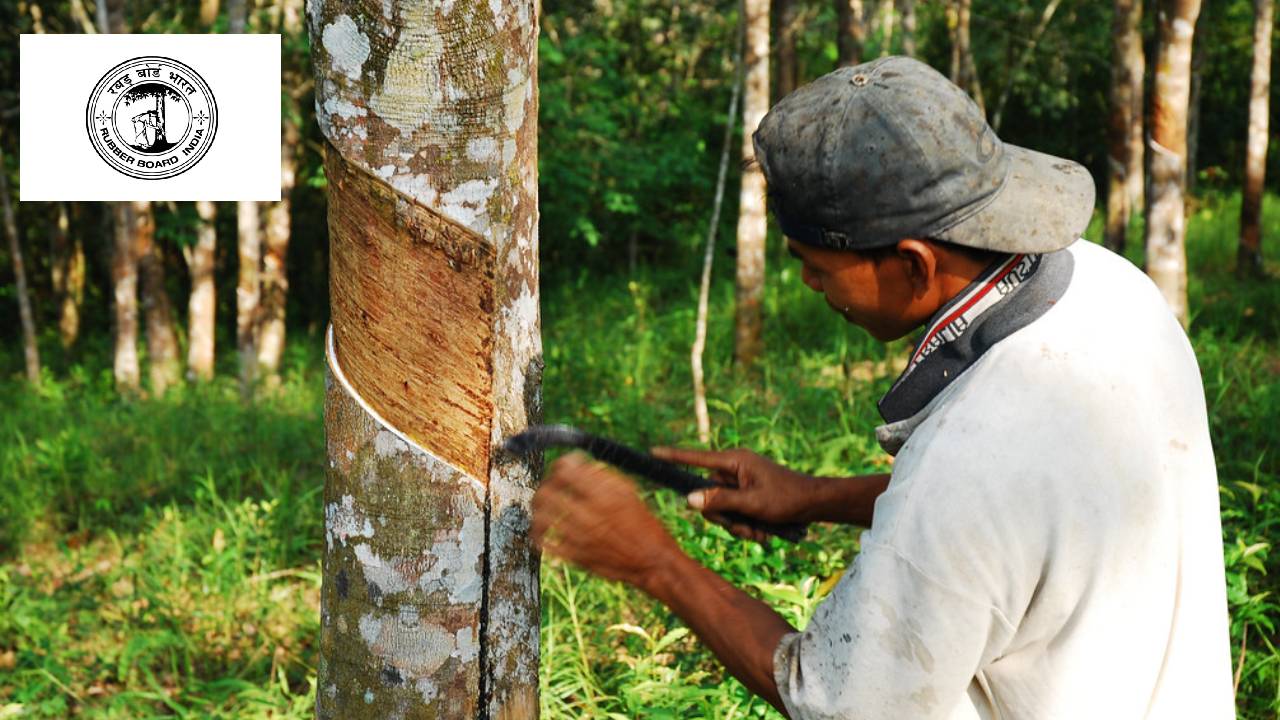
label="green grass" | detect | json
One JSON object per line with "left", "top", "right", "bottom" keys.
{"left": 2, "top": 191, "right": 1279, "bottom": 717}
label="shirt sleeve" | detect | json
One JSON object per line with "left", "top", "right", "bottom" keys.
{"left": 772, "top": 539, "right": 1015, "bottom": 720}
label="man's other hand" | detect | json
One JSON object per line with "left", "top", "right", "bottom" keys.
{"left": 532, "top": 452, "right": 680, "bottom": 590}
{"left": 649, "top": 447, "right": 818, "bottom": 541}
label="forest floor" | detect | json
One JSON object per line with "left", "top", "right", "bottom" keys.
{"left": 1, "top": 191, "right": 1278, "bottom": 718}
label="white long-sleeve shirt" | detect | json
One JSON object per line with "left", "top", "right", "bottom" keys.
{"left": 773, "top": 240, "right": 1235, "bottom": 719}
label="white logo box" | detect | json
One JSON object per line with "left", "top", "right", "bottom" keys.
{"left": 20, "top": 34, "right": 281, "bottom": 201}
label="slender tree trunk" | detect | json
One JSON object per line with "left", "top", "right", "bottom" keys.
{"left": 186, "top": 201, "right": 217, "bottom": 381}
{"left": 1106, "top": 0, "right": 1144, "bottom": 254}
{"left": 899, "top": 0, "right": 916, "bottom": 57}
{"left": 95, "top": 0, "right": 124, "bottom": 33}
{"left": 0, "top": 143, "right": 40, "bottom": 384}
{"left": 258, "top": 0, "right": 303, "bottom": 385}
{"left": 736, "top": 0, "right": 770, "bottom": 368}
{"left": 311, "top": 0, "right": 541, "bottom": 716}
{"left": 50, "top": 203, "right": 84, "bottom": 349}
{"left": 226, "top": 0, "right": 246, "bottom": 33}
{"left": 877, "top": 0, "right": 894, "bottom": 56}
{"left": 695, "top": 19, "right": 744, "bottom": 444}
{"left": 991, "top": 0, "right": 1062, "bottom": 132}
{"left": 236, "top": 201, "right": 261, "bottom": 398}
{"left": 134, "top": 202, "right": 181, "bottom": 396}
{"left": 774, "top": 0, "right": 798, "bottom": 100}
{"left": 948, "top": 0, "right": 985, "bottom": 114}
{"left": 837, "top": 0, "right": 866, "bottom": 66}
{"left": 1144, "top": 0, "right": 1202, "bottom": 327}
{"left": 1239, "top": 0, "right": 1273, "bottom": 277}
{"left": 111, "top": 203, "right": 140, "bottom": 393}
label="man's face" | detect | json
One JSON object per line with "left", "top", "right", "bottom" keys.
{"left": 786, "top": 238, "right": 922, "bottom": 342}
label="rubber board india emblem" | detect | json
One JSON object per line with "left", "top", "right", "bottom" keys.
{"left": 86, "top": 56, "right": 218, "bottom": 180}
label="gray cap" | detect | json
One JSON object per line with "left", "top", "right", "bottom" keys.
{"left": 752, "top": 56, "right": 1095, "bottom": 254}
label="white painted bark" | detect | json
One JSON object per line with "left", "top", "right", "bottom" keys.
{"left": 186, "top": 201, "right": 218, "bottom": 381}
{"left": 1145, "top": 0, "right": 1201, "bottom": 327}
{"left": 736, "top": 0, "right": 769, "bottom": 368}
{"left": 1238, "top": 0, "right": 1273, "bottom": 277}
{"left": 311, "top": 0, "right": 541, "bottom": 716}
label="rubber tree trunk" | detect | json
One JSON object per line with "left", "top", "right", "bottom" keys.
{"left": 310, "top": 0, "right": 541, "bottom": 716}
{"left": 1185, "top": 17, "right": 1206, "bottom": 194}
{"left": 257, "top": 0, "right": 303, "bottom": 386}
{"left": 237, "top": 201, "right": 261, "bottom": 398}
{"left": 111, "top": 202, "right": 140, "bottom": 393}
{"left": 774, "top": 0, "right": 797, "bottom": 100}
{"left": 836, "top": 0, "right": 866, "bottom": 66}
{"left": 876, "top": 0, "right": 894, "bottom": 56}
{"left": 1106, "top": 0, "right": 1144, "bottom": 254}
{"left": 948, "top": 0, "right": 985, "bottom": 114}
{"left": 0, "top": 143, "right": 40, "bottom": 384}
{"left": 1238, "top": 0, "right": 1273, "bottom": 277}
{"left": 899, "top": 0, "right": 917, "bottom": 57}
{"left": 186, "top": 201, "right": 217, "bottom": 381}
{"left": 1144, "top": 0, "right": 1201, "bottom": 328}
{"left": 135, "top": 201, "right": 181, "bottom": 395}
{"left": 736, "top": 0, "right": 769, "bottom": 368}
{"left": 50, "top": 203, "right": 84, "bottom": 349}
{"left": 199, "top": 0, "right": 219, "bottom": 26}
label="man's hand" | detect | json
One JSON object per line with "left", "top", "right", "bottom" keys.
{"left": 531, "top": 452, "right": 681, "bottom": 590}
{"left": 651, "top": 446, "right": 892, "bottom": 533}
{"left": 649, "top": 447, "right": 819, "bottom": 542}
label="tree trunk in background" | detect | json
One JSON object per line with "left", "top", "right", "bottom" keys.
{"left": 1238, "top": 0, "right": 1273, "bottom": 277}
{"left": 186, "top": 201, "right": 217, "bottom": 381}
{"left": 225, "top": 0, "right": 245, "bottom": 32}
{"left": 257, "top": 0, "right": 303, "bottom": 386}
{"left": 774, "top": 0, "right": 798, "bottom": 100}
{"left": 948, "top": 0, "right": 985, "bottom": 114}
{"left": 1185, "top": 17, "right": 1206, "bottom": 193}
{"left": 237, "top": 201, "right": 261, "bottom": 398}
{"left": 0, "top": 143, "right": 40, "bottom": 384}
{"left": 736, "top": 0, "right": 770, "bottom": 368}
{"left": 899, "top": 0, "right": 917, "bottom": 57}
{"left": 837, "top": 0, "right": 866, "bottom": 66}
{"left": 199, "top": 0, "right": 219, "bottom": 26}
{"left": 1144, "top": 0, "right": 1201, "bottom": 328}
{"left": 1106, "top": 0, "right": 1143, "bottom": 254}
{"left": 696, "top": 21, "right": 744, "bottom": 444}
{"left": 111, "top": 202, "right": 140, "bottom": 393}
{"left": 50, "top": 203, "right": 85, "bottom": 349}
{"left": 311, "top": 0, "right": 541, "bottom": 715}
{"left": 96, "top": 0, "right": 124, "bottom": 33}
{"left": 134, "top": 201, "right": 181, "bottom": 396}
{"left": 877, "top": 0, "right": 894, "bottom": 56}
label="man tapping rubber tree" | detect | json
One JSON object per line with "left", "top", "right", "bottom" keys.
{"left": 530, "top": 56, "right": 1235, "bottom": 719}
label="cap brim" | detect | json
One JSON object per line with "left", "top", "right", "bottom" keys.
{"left": 934, "top": 144, "right": 1096, "bottom": 254}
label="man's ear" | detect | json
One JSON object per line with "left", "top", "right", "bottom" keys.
{"left": 895, "top": 238, "right": 937, "bottom": 296}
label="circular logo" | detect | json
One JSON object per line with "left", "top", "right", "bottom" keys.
{"left": 86, "top": 56, "right": 217, "bottom": 180}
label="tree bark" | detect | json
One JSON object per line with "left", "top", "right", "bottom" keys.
{"left": 200, "top": 0, "right": 220, "bottom": 27}
{"left": 237, "top": 200, "right": 261, "bottom": 398}
{"left": 1144, "top": 0, "right": 1201, "bottom": 327}
{"left": 50, "top": 203, "right": 84, "bottom": 349}
{"left": 311, "top": 0, "right": 541, "bottom": 716}
{"left": 111, "top": 202, "right": 140, "bottom": 393}
{"left": 876, "top": 0, "right": 894, "bottom": 56}
{"left": 695, "top": 19, "right": 744, "bottom": 444}
{"left": 774, "top": 0, "right": 798, "bottom": 100}
{"left": 948, "top": 0, "right": 985, "bottom": 114}
{"left": 226, "top": 0, "right": 246, "bottom": 33}
{"left": 0, "top": 143, "right": 40, "bottom": 384}
{"left": 1106, "top": 0, "right": 1144, "bottom": 254}
{"left": 1238, "top": 0, "right": 1272, "bottom": 277}
{"left": 134, "top": 201, "right": 181, "bottom": 396}
{"left": 1185, "top": 15, "right": 1206, "bottom": 194}
{"left": 186, "top": 201, "right": 217, "bottom": 381}
{"left": 95, "top": 0, "right": 124, "bottom": 33}
{"left": 837, "top": 0, "right": 866, "bottom": 66}
{"left": 736, "top": 0, "right": 770, "bottom": 368}
{"left": 257, "top": 0, "right": 304, "bottom": 385}
{"left": 899, "top": 0, "right": 917, "bottom": 57}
